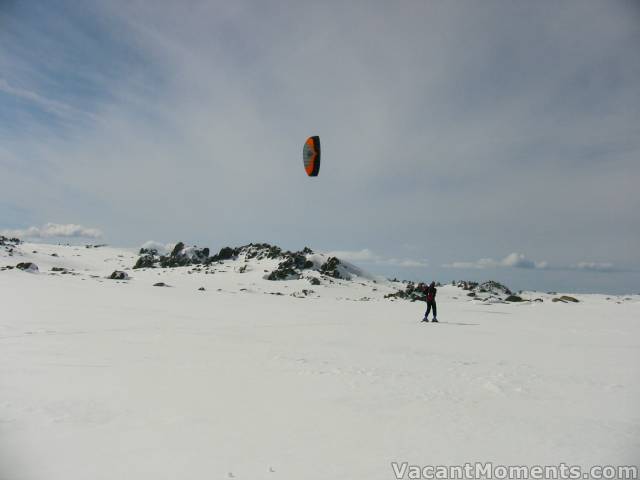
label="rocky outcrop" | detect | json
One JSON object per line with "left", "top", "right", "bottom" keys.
{"left": 0, "top": 236, "right": 21, "bottom": 246}
{"left": 133, "top": 242, "right": 210, "bottom": 269}
{"left": 385, "top": 282, "right": 429, "bottom": 302}
{"left": 453, "top": 280, "right": 512, "bottom": 296}
{"left": 131, "top": 241, "right": 356, "bottom": 283}
{"left": 319, "top": 257, "right": 344, "bottom": 279}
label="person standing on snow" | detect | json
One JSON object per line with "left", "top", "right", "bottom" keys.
{"left": 421, "top": 281, "right": 438, "bottom": 322}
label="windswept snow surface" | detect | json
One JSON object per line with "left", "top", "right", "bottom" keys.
{"left": 1, "top": 243, "right": 639, "bottom": 479}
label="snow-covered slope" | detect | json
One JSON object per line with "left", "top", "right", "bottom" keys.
{"left": 1, "top": 241, "right": 639, "bottom": 479}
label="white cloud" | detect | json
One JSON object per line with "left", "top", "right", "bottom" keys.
{"left": 444, "top": 253, "right": 547, "bottom": 270}
{"left": 329, "top": 249, "right": 428, "bottom": 268}
{"left": 500, "top": 253, "right": 548, "bottom": 269}
{"left": 1, "top": 223, "right": 103, "bottom": 239}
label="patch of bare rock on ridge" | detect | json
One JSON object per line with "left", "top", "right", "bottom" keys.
{"left": 0, "top": 235, "right": 20, "bottom": 256}
{"left": 132, "top": 241, "right": 351, "bottom": 285}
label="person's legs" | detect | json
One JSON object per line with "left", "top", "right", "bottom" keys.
{"left": 432, "top": 301, "right": 437, "bottom": 320}
{"left": 424, "top": 302, "right": 432, "bottom": 319}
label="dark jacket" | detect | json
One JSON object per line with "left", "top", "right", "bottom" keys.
{"left": 427, "top": 284, "right": 437, "bottom": 302}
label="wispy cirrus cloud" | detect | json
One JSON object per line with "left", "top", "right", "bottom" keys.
{"left": 329, "top": 249, "right": 428, "bottom": 268}
{"left": 1, "top": 223, "right": 102, "bottom": 239}
{"left": 0, "top": 78, "right": 87, "bottom": 120}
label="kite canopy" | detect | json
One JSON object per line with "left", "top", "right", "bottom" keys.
{"left": 303, "top": 136, "right": 320, "bottom": 177}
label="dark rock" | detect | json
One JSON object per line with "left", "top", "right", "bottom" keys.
{"left": 109, "top": 270, "right": 128, "bottom": 280}
{"left": 198, "top": 287, "right": 206, "bottom": 291}
{"left": 136, "top": 242, "right": 208, "bottom": 268}
{"left": 212, "top": 246, "right": 238, "bottom": 261}
{"left": 16, "top": 262, "right": 39, "bottom": 272}
{"left": 268, "top": 257, "right": 302, "bottom": 280}
{"left": 134, "top": 254, "right": 156, "bottom": 269}
{"left": 0, "top": 236, "right": 21, "bottom": 246}
{"left": 385, "top": 282, "right": 429, "bottom": 302}
{"left": 170, "top": 242, "right": 185, "bottom": 257}
{"left": 242, "top": 243, "right": 282, "bottom": 260}
{"left": 308, "top": 277, "right": 321, "bottom": 286}
{"left": 505, "top": 295, "right": 523, "bottom": 302}
{"left": 319, "top": 257, "right": 343, "bottom": 279}
{"left": 554, "top": 295, "right": 579, "bottom": 303}
{"left": 153, "top": 282, "right": 169, "bottom": 287}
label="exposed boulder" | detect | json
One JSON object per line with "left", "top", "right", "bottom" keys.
{"left": 170, "top": 242, "right": 184, "bottom": 257}
{"left": 153, "top": 282, "right": 169, "bottom": 287}
{"left": 109, "top": 270, "right": 129, "bottom": 280}
{"left": 211, "top": 246, "right": 239, "bottom": 262}
{"left": 505, "top": 295, "right": 523, "bottom": 302}
{"left": 291, "top": 289, "right": 314, "bottom": 298}
{"left": 552, "top": 295, "right": 579, "bottom": 303}
{"left": 16, "top": 262, "right": 38, "bottom": 273}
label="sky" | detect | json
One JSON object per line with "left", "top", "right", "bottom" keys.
{"left": 1, "top": 0, "right": 639, "bottom": 293}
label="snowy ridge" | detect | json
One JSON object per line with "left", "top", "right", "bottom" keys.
{"left": 1, "top": 240, "right": 638, "bottom": 305}
{"left": 0, "top": 240, "right": 400, "bottom": 302}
